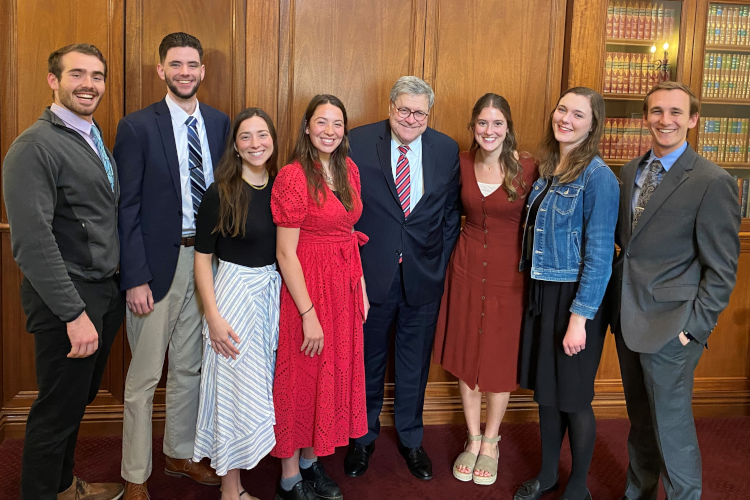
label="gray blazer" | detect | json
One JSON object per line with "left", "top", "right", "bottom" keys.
{"left": 609, "top": 145, "right": 741, "bottom": 353}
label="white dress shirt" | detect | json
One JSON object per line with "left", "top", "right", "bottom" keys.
{"left": 390, "top": 131, "right": 424, "bottom": 212}
{"left": 164, "top": 94, "right": 214, "bottom": 234}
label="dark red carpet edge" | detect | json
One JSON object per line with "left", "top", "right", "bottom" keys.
{"left": 0, "top": 418, "right": 748, "bottom": 500}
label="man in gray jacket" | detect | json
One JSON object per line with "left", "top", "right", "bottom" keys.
{"left": 610, "top": 81, "right": 741, "bottom": 500}
{"left": 3, "top": 44, "right": 125, "bottom": 500}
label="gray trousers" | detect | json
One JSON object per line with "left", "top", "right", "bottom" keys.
{"left": 616, "top": 331, "right": 704, "bottom": 500}
{"left": 121, "top": 246, "right": 203, "bottom": 483}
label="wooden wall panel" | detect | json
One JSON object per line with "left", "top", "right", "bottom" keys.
{"left": 426, "top": 0, "right": 568, "bottom": 154}
{"left": 0, "top": 0, "right": 125, "bottom": 436}
{"left": 125, "top": 0, "right": 244, "bottom": 117}
{"left": 276, "top": 0, "right": 425, "bottom": 161}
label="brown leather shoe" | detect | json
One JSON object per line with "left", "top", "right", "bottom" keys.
{"left": 123, "top": 481, "right": 150, "bottom": 500}
{"left": 57, "top": 476, "right": 124, "bottom": 500}
{"left": 164, "top": 456, "right": 221, "bottom": 486}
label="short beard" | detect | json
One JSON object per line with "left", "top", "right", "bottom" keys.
{"left": 166, "top": 77, "right": 201, "bottom": 100}
{"left": 57, "top": 87, "right": 101, "bottom": 117}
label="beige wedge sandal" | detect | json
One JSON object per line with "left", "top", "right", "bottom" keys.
{"left": 452, "top": 432, "right": 482, "bottom": 481}
{"left": 473, "top": 434, "right": 501, "bottom": 485}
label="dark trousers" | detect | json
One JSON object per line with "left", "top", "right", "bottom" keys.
{"left": 20, "top": 276, "right": 125, "bottom": 500}
{"left": 357, "top": 266, "right": 441, "bottom": 448}
{"left": 615, "top": 329, "right": 704, "bottom": 500}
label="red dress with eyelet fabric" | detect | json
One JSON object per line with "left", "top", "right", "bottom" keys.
{"left": 432, "top": 151, "right": 538, "bottom": 393}
{"left": 270, "top": 159, "right": 368, "bottom": 458}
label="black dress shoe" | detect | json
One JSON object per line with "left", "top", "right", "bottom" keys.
{"left": 300, "top": 460, "right": 342, "bottom": 500}
{"left": 344, "top": 441, "right": 375, "bottom": 477}
{"left": 513, "top": 477, "right": 560, "bottom": 500}
{"left": 396, "top": 441, "right": 433, "bottom": 480}
{"left": 275, "top": 480, "right": 318, "bottom": 500}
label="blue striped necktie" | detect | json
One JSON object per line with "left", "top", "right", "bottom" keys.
{"left": 90, "top": 125, "right": 115, "bottom": 192}
{"left": 186, "top": 116, "right": 207, "bottom": 215}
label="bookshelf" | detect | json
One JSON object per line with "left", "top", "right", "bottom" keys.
{"left": 695, "top": 1, "right": 750, "bottom": 218}
{"left": 601, "top": 1, "right": 685, "bottom": 173}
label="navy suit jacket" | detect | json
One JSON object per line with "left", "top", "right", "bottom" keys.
{"left": 114, "top": 98, "right": 230, "bottom": 302}
{"left": 351, "top": 120, "right": 461, "bottom": 306}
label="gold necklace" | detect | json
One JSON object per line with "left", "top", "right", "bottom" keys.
{"left": 247, "top": 172, "right": 268, "bottom": 190}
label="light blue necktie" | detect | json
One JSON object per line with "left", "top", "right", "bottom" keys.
{"left": 186, "top": 116, "right": 207, "bottom": 215}
{"left": 90, "top": 125, "right": 115, "bottom": 192}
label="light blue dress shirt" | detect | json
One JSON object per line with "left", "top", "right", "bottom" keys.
{"left": 50, "top": 103, "right": 102, "bottom": 159}
{"left": 631, "top": 140, "right": 688, "bottom": 214}
{"left": 164, "top": 94, "right": 214, "bottom": 234}
{"left": 390, "top": 131, "right": 424, "bottom": 212}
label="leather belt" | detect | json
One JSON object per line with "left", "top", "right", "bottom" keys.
{"left": 181, "top": 236, "right": 196, "bottom": 247}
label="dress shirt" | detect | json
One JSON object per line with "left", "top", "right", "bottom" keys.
{"left": 631, "top": 140, "right": 688, "bottom": 214}
{"left": 391, "top": 130, "right": 424, "bottom": 212}
{"left": 164, "top": 94, "right": 214, "bottom": 234}
{"left": 50, "top": 103, "right": 102, "bottom": 160}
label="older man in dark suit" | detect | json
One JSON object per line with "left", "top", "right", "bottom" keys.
{"left": 344, "top": 76, "right": 461, "bottom": 481}
{"left": 114, "top": 32, "right": 230, "bottom": 500}
{"left": 610, "top": 81, "right": 741, "bottom": 500}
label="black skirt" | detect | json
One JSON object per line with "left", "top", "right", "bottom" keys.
{"left": 518, "top": 279, "right": 607, "bottom": 413}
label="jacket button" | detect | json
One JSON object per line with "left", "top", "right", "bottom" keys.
{"left": 481, "top": 296, "right": 485, "bottom": 300}
{"left": 395, "top": 250, "right": 400, "bottom": 254}
{"left": 178, "top": 211, "right": 182, "bottom": 216}
{"left": 482, "top": 197, "right": 486, "bottom": 202}
{"left": 484, "top": 244, "right": 487, "bottom": 248}
{"left": 482, "top": 279, "right": 486, "bottom": 283}
{"left": 626, "top": 253, "right": 631, "bottom": 258}
{"left": 479, "top": 329, "right": 483, "bottom": 333}
{"left": 483, "top": 262, "right": 487, "bottom": 266}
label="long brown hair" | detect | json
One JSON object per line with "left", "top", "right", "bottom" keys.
{"left": 468, "top": 93, "right": 527, "bottom": 202}
{"left": 213, "top": 108, "right": 279, "bottom": 237}
{"left": 538, "top": 87, "right": 605, "bottom": 183}
{"left": 292, "top": 94, "right": 356, "bottom": 211}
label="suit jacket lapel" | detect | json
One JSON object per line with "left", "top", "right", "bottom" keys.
{"left": 376, "top": 124, "right": 400, "bottom": 206}
{"left": 203, "top": 110, "right": 222, "bottom": 169}
{"left": 155, "top": 99, "right": 182, "bottom": 198}
{"left": 631, "top": 146, "right": 695, "bottom": 241}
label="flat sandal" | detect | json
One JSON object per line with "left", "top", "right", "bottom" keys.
{"left": 452, "top": 432, "right": 482, "bottom": 481}
{"left": 473, "top": 435, "right": 501, "bottom": 486}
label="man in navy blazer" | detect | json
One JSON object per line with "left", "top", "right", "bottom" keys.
{"left": 344, "top": 76, "right": 461, "bottom": 480}
{"left": 113, "top": 33, "right": 229, "bottom": 498}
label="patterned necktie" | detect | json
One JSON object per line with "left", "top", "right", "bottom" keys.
{"left": 632, "top": 159, "right": 664, "bottom": 231}
{"left": 186, "top": 116, "right": 207, "bottom": 216}
{"left": 90, "top": 125, "right": 115, "bottom": 192}
{"left": 396, "top": 144, "right": 411, "bottom": 218}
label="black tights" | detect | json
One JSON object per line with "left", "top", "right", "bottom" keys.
{"left": 536, "top": 404, "right": 596, "bottom": 500}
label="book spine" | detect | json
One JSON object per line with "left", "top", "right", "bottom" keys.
{"left": 617, "top": 119, "right": 625, "bottom": 159}
{"left": 716, "top": 4, "right": 724, "bottom": 45}
{"left": 644, "top": 1, "right": 652, "bottom": 39}
{"left": 625, "top": 1, "right": 633, "bottom": 39}
{"left": 641, "top": 53, "right": 649, "bottom": 93}
{"left": 629, "top": 52, "right": 637, "bottom": 93}
{"left": 704, "top": 52, "right": 712, "bottom": 98}
{"left": 604, "top": 119, "right": 611, "bottom": 159}
{"left": 732, "top": 6, "right": 740, "bottom": 45}
{"left": 637, "top": 2, "right": 645, "bottom": 39}
{"left": 656, "top": 3, "right": 664, "bottom": 40}
{"left": 707, "top": 4, "right": 716, "bottom": 44}
{"left": 736, "top": 176, "right": 743, "bottom": 208}
{"left": 720, "top": 117, "right": 728, "bottom": 162}
{"left": 730, "top": 53, "right": 739, "bottom": 98}
{"left": 715, "top": 53, "right": 723, "bottom": 98}
{"left": 723, "top": 3, "right": 731, "bottom": 45}
{"left": 742, "top": 178, "right": 749, "bottom": 217}
{"left": 742, "top": 119, "right": 749, "bottom": 161}
{"left": 620, "top": 1, "right": 627, "bottom": 38}
{"left": 607, "top": 1, "right": 614, "bottom": 38}
{"left": 698, "top": 117, "right": 706, "bottom": 158}
{"left": 617, "top": 52, "right": 624, "bottom": 94}
{"left": 604, "top": 52, "right": 613, "bottom": 93}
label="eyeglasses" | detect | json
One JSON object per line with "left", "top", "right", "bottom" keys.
{"left": 391, "top": 102, "right": 429, "bottom": 122}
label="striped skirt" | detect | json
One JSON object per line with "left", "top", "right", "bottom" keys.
{"left": 193, "top": 261, "right": 280, "bottom": 475}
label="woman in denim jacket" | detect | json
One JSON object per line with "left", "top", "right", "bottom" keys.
{"left": 513, "top": 87, "right": 619, "bottom": 500}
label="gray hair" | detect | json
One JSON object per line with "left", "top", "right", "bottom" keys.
{"left": 389, "top": 76, "right": 435, "bottom": 109}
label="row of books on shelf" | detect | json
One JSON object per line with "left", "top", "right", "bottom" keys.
{"left": 734, "top": 176, "right": 749, "bottom": 217}
{"left": 702, "top": 52, "right": 750, "bottom": 99}
{"left": 706, "top": 4, "right": 750, "bottom": 46}
{"left": 601, "top": 118, "right": 653, "bottom": 160}
{"left": 604, "top": 52, "right": 669, "bottom": 94}
{"left": 697, "top": 117, "right": 750, "bottom": 163}
{"left": 606, "top": 1, "right": 676, "bottom": 40}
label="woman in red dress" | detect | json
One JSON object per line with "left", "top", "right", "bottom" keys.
{"left": 433, "top": 93, "right": 537, "bottom": 486}
{"left": 271, "top": 94, "right": 368, "bottom": 500}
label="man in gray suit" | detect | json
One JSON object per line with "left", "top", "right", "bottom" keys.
{"left": 610, "top": 81, "right": 741, "bottom": 500}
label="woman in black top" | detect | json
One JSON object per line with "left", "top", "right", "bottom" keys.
{"left": 192, "top": 108, "right": 280, "bottom": 500}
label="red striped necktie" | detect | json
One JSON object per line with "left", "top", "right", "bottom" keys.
{"left": 396, "top": 144, "right": 411, "bottom": 218}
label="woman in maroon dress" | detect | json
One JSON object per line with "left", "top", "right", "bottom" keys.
{"left": 271, "top": 95, "right": 369, "bottom": 500}
{"left": 433, "top": 93, "right": 537, "bottom": 486}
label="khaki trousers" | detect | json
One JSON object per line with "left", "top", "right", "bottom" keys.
{"left": 121, "top": 246, "right": 203, "bottom": 483}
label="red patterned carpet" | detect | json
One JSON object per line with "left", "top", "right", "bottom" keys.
{"left": 0, "top": 418, "right": 748, "bottom": 499}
